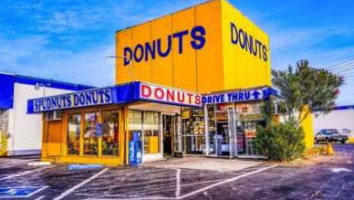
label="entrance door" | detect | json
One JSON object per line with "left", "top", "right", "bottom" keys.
{"left": 162, "top": 115, "right": 175, "bottom": 156}
{"left": 215, "top": 110, "right": 229, "bottom": 157}
{"left": 44, "top": 120, "right": 62, "bottom": 157}
{"left": 206, "top": 104, "right": 236, "bottom": 157}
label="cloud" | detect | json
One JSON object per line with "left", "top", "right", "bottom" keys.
{"left": 0, "top": 0, "right": 209, "bottom": 88}
{"left": 0, "top": 35, "right": 115, "bottom": 87}
{"left": 0, "top": 36, "right": 49, "bottom": 68}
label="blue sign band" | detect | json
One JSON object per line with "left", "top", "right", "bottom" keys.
{"left": 202, "top": 87, "right": 275, "bottom": 105}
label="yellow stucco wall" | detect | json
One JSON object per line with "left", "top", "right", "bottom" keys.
{"left": 0, "top": 131, "right": 8, "bottom": 156}
{"left": 221, "top": 0, "right": 271, "bottom": 90}
{"left": 41, "top": 107, "right": 127, "bottom": 166}
{"left": 300, "top": 106, "right": 315, "bottom": 149}
{"left": 115, "top": 0, "right": 271, "bottom": 93}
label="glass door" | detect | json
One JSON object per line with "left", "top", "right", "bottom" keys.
{"left": 215, "top": 108, "right": 229, "bottom": 157}
{"left": 162, "top": 115, "right": 175, "bottom": 156}
{"left": 205, "top": 104, "right": 237, "bottom": 157}
{"left": 207, "top": 105, "right": 217, "bottom": 156}
{"left": 235, "top": 103, "right": 264, "bottom": 156}
{"left": 227, "top": 106, "right": 237, "bottom": 158}
{"left": 173, "top": 116, "right": 183, "bottom": 154}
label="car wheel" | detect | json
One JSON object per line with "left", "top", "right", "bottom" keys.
{"left": 341, "top": 140, "right": 346, "bottom": 144}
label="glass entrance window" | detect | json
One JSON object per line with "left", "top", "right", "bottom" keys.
{"left": 215, "top": 105, "right": 230, "bottom": 156}
{"left": 206, "top": 104, "right": 235, "bottom": 157}
{"left": 84, "top": 112, "right": 99, "bottom": 156}
{"left": 182, "top": 108, "right": 205, "bottom": 154}
{"left": 207, "top": 106, "right": 216, "bottom": 155}
{"left": 235, "top": 103, "right": 264, "bottom": 156}
{"left": 67, "top": 114, "right": 81, "bottom": 155}
{"left": 129, "top": 110, "right": 143, "bottom": 142}
{"left": 163, "top": 115, "right": 175, "bottom": 156}
{"left": 102, "top": 111, "right": 119, "bottom": 156}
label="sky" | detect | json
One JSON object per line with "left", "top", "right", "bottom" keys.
{"left": 0, "top": 0, "right": 353, "bottom": 105}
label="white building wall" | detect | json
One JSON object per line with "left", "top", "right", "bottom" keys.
{"left": 7, "top": 83, "right": 75, "bottom": 156}
{"left": 313, "top": 109, "right": 354, "bottom": 136}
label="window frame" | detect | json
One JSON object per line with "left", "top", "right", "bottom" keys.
{"left": 65, "top": 108, "right": 121, "bottom": 158}
{"left": 66, "top": 113, "right": 82, "bottom": 156}
{"left": 101, "top": 110, "right": 120, "bottom": 157}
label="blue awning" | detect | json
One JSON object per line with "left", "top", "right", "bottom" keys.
{"left": 27, "top": 82, "right": 203, "bottom": 113}
{"left": 202, "top": 87, "right": 278, "bottom": 105}
{"left": 27, "top": 82, "right": 280, "bottom": 114}
{"left": 27, "top": 82, "right": 140, "bottom": 114}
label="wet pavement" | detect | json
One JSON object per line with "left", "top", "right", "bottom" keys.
{"left": 0, "top": 144, "right": 353, "bottom": 200}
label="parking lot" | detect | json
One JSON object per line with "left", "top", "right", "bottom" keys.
{"left": 0, "top": 144, "right": 353, "bottom": 200}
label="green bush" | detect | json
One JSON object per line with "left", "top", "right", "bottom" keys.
{"left": 255, "top": 119, "right": 305, "bottom": 161}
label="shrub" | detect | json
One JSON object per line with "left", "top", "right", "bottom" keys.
{"left": 255, "top": 119, "right": 305, "bottom": 161}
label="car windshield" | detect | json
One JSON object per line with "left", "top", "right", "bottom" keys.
{"left": 324, "top": 130, "right": 332, "bottom": 135}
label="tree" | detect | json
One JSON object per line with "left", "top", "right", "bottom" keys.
{"left": 272, "top": 60, "right": 344, "bottom": 126}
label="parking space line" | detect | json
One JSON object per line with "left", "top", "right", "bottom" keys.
{"left": 0, "top": 166, "right": 54, "bottom": 181}
{"left": 177, "top": 165, "right": 278, "bottom": 199}
{"left": 92, "top": 197, "right": 176, "bottom": 200}
{"left": 34, "top": 195, "right": 46, "bottom": 200}
{"left": 0, "top": 165, "right": 15, "bottom": 169}
{"left": 175, "top": 169, "right": 181, "bottom": 198}
{"left": 53, "top": 168, "right": 109, "bottom": 200}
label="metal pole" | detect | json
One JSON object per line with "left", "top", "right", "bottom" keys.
{"left": 204, "top": 104, "right": 209, "bottom": 156}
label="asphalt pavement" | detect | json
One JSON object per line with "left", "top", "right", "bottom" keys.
{"left": 0, "top": 144, "right": 353, "bottom": 200}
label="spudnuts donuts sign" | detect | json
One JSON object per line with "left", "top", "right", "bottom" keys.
{"left": 28, "top": 87, "right": 114, "bottom": 113}
{"left": 139, "top": 83, "right": 202, "bottom": 107}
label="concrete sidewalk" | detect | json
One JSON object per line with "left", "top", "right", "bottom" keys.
{"left": 144, "top": 156, "right": 263, "bottom": 172}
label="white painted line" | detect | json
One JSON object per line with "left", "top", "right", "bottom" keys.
{"left": 177, "top": 165, "right": 278, "bottom": 199}
{"left": 54, "top": 168, "right": 109, "bottom": 200}
{"left": 28, "top": 186, "right": 49, "bottom": 198}
{"left": 175, "top": 169, "right": 181, "bottom": 198}
{"left": 92, "top": 197, "right": 176, "bottom": 200}
{"left": 0, "top": 166, "right": 54, "bottom": 181}
{"left": 28, "top": 162, "right": 51, "bottom": 166}
{"left": 330, "top": 167, "right": 352, "bottom": 173}
{"left": 34, "top": 195, "right": 46, "bottom": 200}
{"left": 0, "top": 165, "right": 15, "bottom": 169}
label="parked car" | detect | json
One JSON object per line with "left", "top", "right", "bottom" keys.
{"left": 315, "top": 129, "right": 348, "bottom": 144}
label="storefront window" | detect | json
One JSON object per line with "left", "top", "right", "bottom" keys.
{"left": 102, "top": 111, "right": 119, "bottom": 156}
{"left": 67, "top": 114, "right": 81, "bottom": 155}
{"left": 129, "top": 110, "right": 143, "bottom": 141}
{"left": 143, "top": 112, "right": 160, "bottom": 154}
{"left": 236, "top": 103, "right": 263, "bottom": 156}
{"left": 182, "top": 108, "right": 205, "bottom": 154}
{"left": 206, "top": 104, "right": 235, "bottom": 157}
{"left": 84, "top": 112, "right": 99, "bottom": 156}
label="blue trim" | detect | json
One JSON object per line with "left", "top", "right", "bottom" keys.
{"left": 27, "top": 82, "right": 142, "bottom": 113}
{"left": 0, "top": 74, "right": 15, "bottom": 109}
{"left": 0, "top": 73, "right": 94, "bottom": 109}
{"left": 27, "top": 82, "right": 279, "bottom": 113}
{"left": 15, "top": 75, "right": 94, "bottom": 91}
{"left": 202, "top": 86, "right": 276, "bottom": 105}
{"left": 334, "top": 105, "right": 354, "bottom": 110}
{"left": 27, "top": 82, "right": 203, "bottom": 113}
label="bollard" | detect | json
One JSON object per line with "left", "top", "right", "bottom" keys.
{"left": 327, "top": 142, "right": 335, "bottom": 155}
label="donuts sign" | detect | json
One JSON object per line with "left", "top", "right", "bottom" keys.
{"left": 139, "top": 83, "right": 202, "bottom": 107}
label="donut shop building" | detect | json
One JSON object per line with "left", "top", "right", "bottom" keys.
{"left": 27, "top": 0, "right": 314, "bottom": 165}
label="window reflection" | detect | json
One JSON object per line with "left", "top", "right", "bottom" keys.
{"left": 102, "top": 111, "right": 119, "bottom": 156}
{"left": 67, "top": 114, "right": 81, "bottom": 155}
{"left": 84, "top": 112, "right": 99, "bottom": 156}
